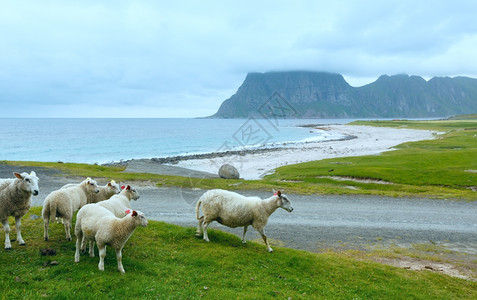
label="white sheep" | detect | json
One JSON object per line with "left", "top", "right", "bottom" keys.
{"left": 195, "top": 189, "right": 293, "bottom": 252}
{"left": 0, "top": 171, "right": 40, "bottom": 250}
{"left": 55, "top": 180, "right": 121, "bottom": 224}
{"left": 97, "top": 185, "right": 140, "bottom": 218}
{"left": 62, "top": 179, "right": 121, "bottom": 204}
{"left": 74, "top": 204, "right": 148, "bottom": 273}
{"left": 42, "top": 178, "right": 100, "bottom": 241}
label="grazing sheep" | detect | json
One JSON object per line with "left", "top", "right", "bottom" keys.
{"left": 97, "top": 185, "right": 140, "bottom": 218}
{"left": 42, "top": 178, "right": 100, "bottom": 241}
{"left": 74, "top": 204, "right": 148, "bottom": 273}
{"left": 62, "top": 180, "right": 121, "bottom": 204}
{"left": 0, "top": 171, "right": 40, "bottom": 250}
{"left": 195, "top": 189, "right": 293, "bottom": 252}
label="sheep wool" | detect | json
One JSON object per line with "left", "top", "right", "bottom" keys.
{"left": 0, "top": 171, "right": 40, "bottom": 249}
{"left": 42, "top": 178, "right": 100, "bottom": 241}
{"left": 196, "top": 189, "right": 293, "bottom": 252}
{"left": 98, "top": 184, "right": 140, "bottom": 218}
{"left": 62, "top": 180, "right": 121, "bottom": 204}
{"left": 75, "top": 204, "right": 148, "bottom": 274}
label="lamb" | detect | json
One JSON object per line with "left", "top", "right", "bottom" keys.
{"left": 97, "top": 185, "right": 140, "bottom": 218}
{"left": 0, "top": 171, "right": 40, "bottom": 249}
{"left": 195, "top": 189, "right": 293, "bottom": 252}
{"left": 62, "top": 180, "right": 121, "bottom": 204}
{"left": 74, "top": 204, "right": 148, "bottom": 273}
{"left": 42, "top": 178, "right": 100, "bottom": 241}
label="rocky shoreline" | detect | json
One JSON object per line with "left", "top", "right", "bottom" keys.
{"left": 104, "top": 133, "right": 357, "bottom": 167}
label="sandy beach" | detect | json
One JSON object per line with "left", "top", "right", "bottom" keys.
{"left": 171, "top": 125, "right": 437, "bottom": 179}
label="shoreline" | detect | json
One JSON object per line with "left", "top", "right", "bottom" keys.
{"left": 108, "top": 125, "right": 437, "bottom": 180}
{"left": 104, "top": 132, "right": 358, "bottom": 166}
{"left": 174, "top": 125, "right": 437, "bottom": 179}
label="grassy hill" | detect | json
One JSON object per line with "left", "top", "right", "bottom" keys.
{"left": 0, "top": 207, "right": 475, "bottom": 299}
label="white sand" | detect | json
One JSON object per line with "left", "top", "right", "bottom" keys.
{"left": 174, "top": 125, "right": 437, "bottom": 180}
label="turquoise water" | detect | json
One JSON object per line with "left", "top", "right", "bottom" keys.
{"left": 0, "top": 118, "right": 353, "bottom": 164}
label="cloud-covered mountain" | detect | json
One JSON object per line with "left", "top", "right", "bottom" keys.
{"left": 209, "top": 71, "right": 477, "bottom": 118}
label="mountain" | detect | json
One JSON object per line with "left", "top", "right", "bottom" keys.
{"left": 209, "top": 71, "right": 477, "bottom": 118}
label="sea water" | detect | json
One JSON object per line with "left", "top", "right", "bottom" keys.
{"left": 0, "top": 118, "right": 354, "bottom": 164}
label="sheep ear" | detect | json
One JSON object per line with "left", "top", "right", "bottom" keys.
{"left": 276, "top": 190, "right": 282, "bottom": 197}
{"left": 132, "top": 210, "right": 138, "bottom": 217}
{"left": 107, "top": 182, "right": 112, "bottom": 187}
{"left": 13, "top": 172, "right": 22, "bottom": 179}
{"left": 110, "top": 180, "right": 116, "bottom": 184}
{"left": 126, "top": 185, "right": 131, "bottom": 190}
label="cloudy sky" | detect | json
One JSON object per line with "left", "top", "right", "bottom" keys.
{"left": 1, "top": 0, "right": 477, "bottom": 118}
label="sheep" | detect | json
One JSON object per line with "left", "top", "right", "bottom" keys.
{"left": 74, "top": 204, "right": 148, "bottom": 273}
{"left": 97, "top": 185, "right": 140, "bottom": 218}
{"left": 195, "top": 189, "right": 293, "bottom": 252}
{"left": 42, "top": 178, "right": 100, "bottom": 241}
{"left": 55, "top": 180, "right": 121, "bottom": 224}
{"left": 0, "top": 171, "right": 40, "bottom": 250}
{"left": 62, "top": 179, "right": 121, "bottom": 204}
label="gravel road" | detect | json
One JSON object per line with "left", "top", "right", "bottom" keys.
{"left": 3, "top": 165, "right": 477, "bottom": 255}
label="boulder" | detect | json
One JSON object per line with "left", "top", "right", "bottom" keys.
{"left": 218, "top": 164, "right": 240, "bottom": 179}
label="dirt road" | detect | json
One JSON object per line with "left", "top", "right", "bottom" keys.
{"left": 6, "top": 165, "right": 475, "bottom": 255}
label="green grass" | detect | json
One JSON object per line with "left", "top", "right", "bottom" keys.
{"left": 0, "top": 207, "right": 476, "bottom": 299}
{"left": 265, "top": 119, "right": 477, "bottom": 200}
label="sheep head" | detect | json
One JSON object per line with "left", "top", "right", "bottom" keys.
{"left": 13, "top": 171, "right": 39, "bottom": 196}
{"left": 121, "top": 185, "right": 140, "bottom": 201}
{"left": 273, "top": 190, "right": 293, "bottom": 212}
{"left": 126, "top": 209, "right": 148, "bottom": 227}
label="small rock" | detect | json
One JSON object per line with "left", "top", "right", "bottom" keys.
{"left": 40, "top": 248, "right": 56, "bottom": 256}
{"left": 29, "top": 214, "right": 40, "bottom": 220}
{"left": 50, "top": 261, "right": 59, "bottom": 266}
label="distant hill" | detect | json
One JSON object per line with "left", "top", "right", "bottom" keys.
{"left": 209, "top": 71, "right": 477, "bottom": 118}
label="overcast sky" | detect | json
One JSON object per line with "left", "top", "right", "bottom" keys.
{"left": 1, "top": 0, "right": 477, "bottom": 118}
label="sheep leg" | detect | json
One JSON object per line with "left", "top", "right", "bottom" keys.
{"left": 89, "top": 240, "right": 95, "bottom": 257}
{"left": 116, "top": 248, "right": 125, "bottom": 274}
{"left": 43, "top": 217, "right": 49, "bottom": 241}
{"left": 98, "top": 243, "right": 106, "bottom": 271}
{"left": 2, "top": 219, "right": 12, "bottom": 250}
{"left": 257, "top": 227, "right": 273, "bottom": 253}
{"left": 242, "top": 226, "right": 248, "bottom": 244}
{"left": 202, "top": 221, "right": 210, "bottom": 242}
{"left": 14, "top": 216, "right": 25, "bottom": 246}
{"left": 63, "top": 219, "right": 72, "bottom": 241}
{"left": 74, "top": 232, "right": 82, "bottom": 262}
{"left": 195, "top": 216, "right": 204, "bottom": 237}
{"left": 80, "top": 235, "right": 86, "bottom": 252}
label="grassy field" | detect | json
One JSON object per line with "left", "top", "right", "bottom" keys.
{"left": 0, "top": 207, "right": 476, "bottom": 299}
{"left": 1, "top": 119, "right": 477, "bottom": 298}
{"left": 265, "top": 119, "right": 477, "bottom": 200}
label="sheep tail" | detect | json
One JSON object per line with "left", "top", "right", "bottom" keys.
{"left": 195, "top": 199, "right": 202, "bottom": 221}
